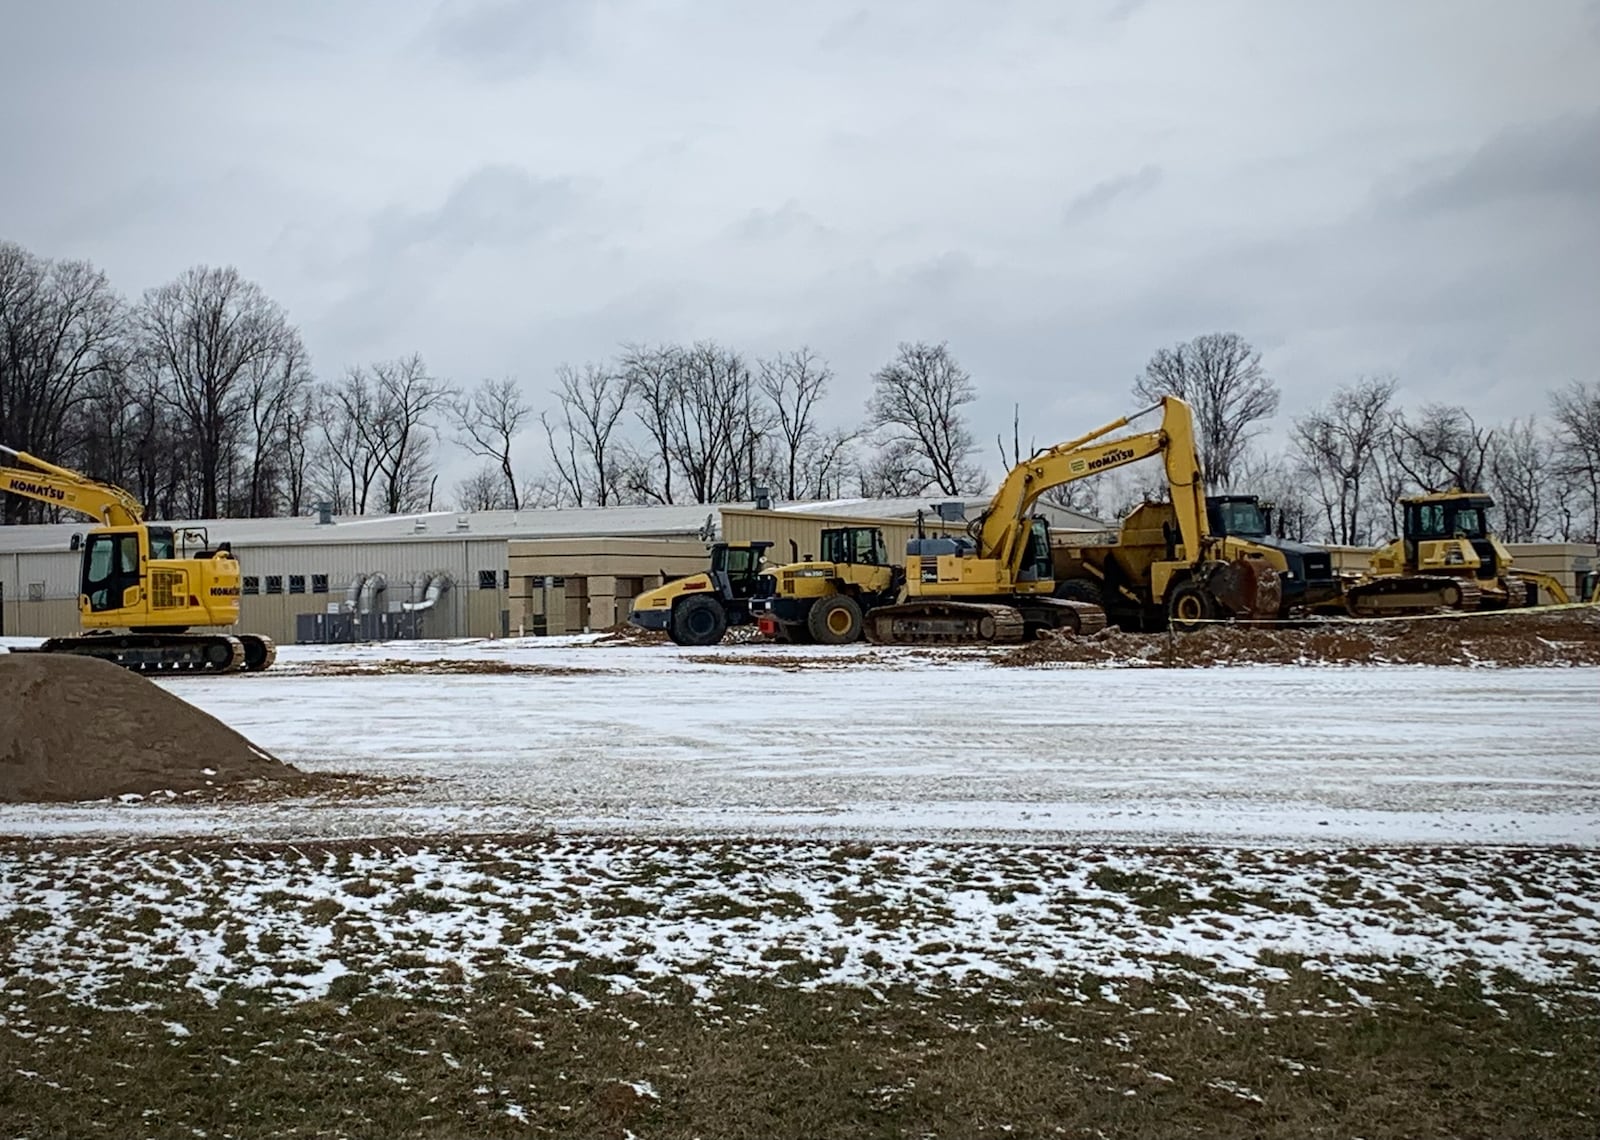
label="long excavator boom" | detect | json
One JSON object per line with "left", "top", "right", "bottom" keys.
{"left": 975, "top": 396, "right": 1207, "bottom": 578}
{"left": 0, "top": 444, "right": 145, "bottom": 527}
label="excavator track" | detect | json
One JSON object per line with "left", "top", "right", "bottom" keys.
{"left": 1344, "top": 576, "right": 1482, "bottom": 617}
{"left": 32, "top": 633, "right": 248, "bottom": 674}
{"left": 239, "top": 635, "right": 278, "bottom": 672}
{"left": 864, "top": 602, "right": 1028, "bottom": 646}
{"left": 1018, "top": 596, "right": 1108, "bottom": 637}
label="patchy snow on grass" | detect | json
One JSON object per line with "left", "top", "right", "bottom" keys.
{"left": 1, "top": 839, "right": 1594, "bottom": 1012}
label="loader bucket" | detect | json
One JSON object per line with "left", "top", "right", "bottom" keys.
{"left": 1210, "top": 558, "right": 1282, "bottom": 620}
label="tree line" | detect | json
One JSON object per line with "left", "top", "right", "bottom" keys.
{"left": 2, "top": 240, "right": 1597, "bottom": 544}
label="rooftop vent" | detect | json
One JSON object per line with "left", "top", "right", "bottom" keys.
{"left": 455, "top": 514, "right": 470, "bottom": 531}
{"left": 316, "top": 500, "right": 334, "bottom": 525}
{"left": 933, "top": 501, "right": 966, "bottom": 522}
{"left": 754, "top": 485, "right": 772, "bottom": 511}
{"left": 413, "top": 518, "right": 428, "bottom": 533}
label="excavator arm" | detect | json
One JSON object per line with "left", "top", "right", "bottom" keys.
{"left": 976, "top": 396, "right": 1208, "bottom": 578}
{"left": 0, "top": 444, "right": 145, "bottom": 527}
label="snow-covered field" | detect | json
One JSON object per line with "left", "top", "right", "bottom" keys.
{"left": 3, "top": 637, "right": 1596, "bottom": 846}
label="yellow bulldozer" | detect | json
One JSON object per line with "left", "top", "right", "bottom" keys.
{"left": 1334, "top": 490, "right": 1571, "bottom": 615}
{"left": 1, "top": 444, "right": 276, "bottom": 672}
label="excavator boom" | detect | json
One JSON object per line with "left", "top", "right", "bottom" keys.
{"left": 0, "top": 444, "right": 145, "bottom": 527}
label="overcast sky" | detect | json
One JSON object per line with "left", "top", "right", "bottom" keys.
{"left": 4, "top": 0, "right": 1598, "bottom": 482}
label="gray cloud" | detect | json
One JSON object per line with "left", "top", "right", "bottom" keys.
{"left": 1062, "top": 165, "right": 1164, "bottom": 225}
{"left": 1, "top": 0, "right": 1596, "bottom": 487}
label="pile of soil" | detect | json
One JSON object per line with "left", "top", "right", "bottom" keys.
{"left": 590, "top": 622, "right": 766, "bottom": 647}
{"left": 1000, "top": 607, "right": 1600, "bottom": 669}
{"left": 0, "top": 652, "right": 298, "bottom": 803}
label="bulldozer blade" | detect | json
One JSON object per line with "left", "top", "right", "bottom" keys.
{"left": 1210, "top": 559, "right": 1283, "bottom": 620}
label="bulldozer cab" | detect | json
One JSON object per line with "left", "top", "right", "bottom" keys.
{"left": 708, "top": 541, "right": 771, "bottom": 598}
{"left": 1403, "top": 494, "right": 1497, "bottom": 576}
{"left": 819, "top": 526, "right": 888, "bottom": 567}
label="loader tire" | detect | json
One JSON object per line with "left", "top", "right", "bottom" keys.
{"left": 1054, "top": 578, "right": 1104, "bottom": 607}
{"left": 808, "top": 595, "right": 864, "bottom": 644}
{"left": 1166, "top": 581, "right": 1215, "bottom": 632}
{"left": 670, "top": 596, "right": 727, "bottom": 646}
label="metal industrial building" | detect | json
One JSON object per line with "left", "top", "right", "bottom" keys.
{"left": 0, "top": 497, "right": 1103, "bottom": 642}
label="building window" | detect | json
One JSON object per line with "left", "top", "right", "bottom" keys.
{"left": 265, "top": 575, "right": 283, "bottom": 595}
{"left": 502, "top": 568, "right": 510, "bottom": 589}
{"left": 242, "top": 576, "right": 259, "bottom": 595}
{"left": 478, "top": 569, "right": 498, "bottom": 590}
{"left": 311, "top": 573, "right": 329, "bottom": 594}
{"left": 288, "top": 574, "right": 306, "bottom": 595}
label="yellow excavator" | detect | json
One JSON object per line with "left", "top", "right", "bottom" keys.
{"left": 861, "top": 396, "right": 1284, "bottom": 644}
{"left": 1, "top": 444, "right": 276, "bottom": 672}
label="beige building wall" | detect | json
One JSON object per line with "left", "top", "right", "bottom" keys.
{"left": 508, "top": 537, "right": 710, "bottom": 633}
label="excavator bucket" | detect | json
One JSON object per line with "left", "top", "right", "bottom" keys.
{"left": 1209, "top": 559, "right": 1282, "bottom": 621}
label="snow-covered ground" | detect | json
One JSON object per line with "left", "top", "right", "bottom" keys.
{"left": 3, "top": 637, "right": 1596, "bottom": 846}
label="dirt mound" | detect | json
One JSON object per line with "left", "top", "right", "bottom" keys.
{"left": 0, "top": 652, "right": 297, "bottom": 803}
{"left": 1000, "top": 607, "right": 1600, "bottom": 669}
{"left": 591, "top": 622, "right": 766, "bottom": 647}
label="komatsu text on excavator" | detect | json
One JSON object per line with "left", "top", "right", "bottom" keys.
{"left": 1, "top": 444, "right": 275, "bottom": 673}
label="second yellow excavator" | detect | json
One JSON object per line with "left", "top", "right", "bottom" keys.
{"left": 1, "top": 444, "right": 275, "bottom": 673}
{"left": 862, "top": 396, "right": 1285, "bottom": 644}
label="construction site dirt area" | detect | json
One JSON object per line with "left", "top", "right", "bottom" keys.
{"left": 0, "top": 652, "right": 297, "bottom": 804}
{"left": 1003, "top": 606, "right": 1600, "bottom": 668}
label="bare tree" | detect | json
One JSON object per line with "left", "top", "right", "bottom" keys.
{"left": 1290, "top": 376, "right": 1397, "bottom": 544}
{"left": 799, "top": 427, "right": 860, "bottom": 500}
{"left": 1235, "top": 451, "right": 1319, "bottom": 542}
{"left": 866, "top": 341, "right": 980, "bottom": 495}
{"left": 455, "top": 463, "right": 516, "bottom": 511}
{"left": 320, "top": 355, "right": 452, "bottom": 515}
{"left": 0, "top": 243, "right": 127, "bottom": 522}
{"left": 1486, "top": 417, "right": 1551, "bottom": 542}
{"left": 135, "top": 265, "right": 304, "bottom": 518}
{"left": 449, "top": 377, "right": 533, "bottom": 510}
{"left": 1549, "top": 380, "right": 1600, "bottom": 543}
{"left": 617, "top": 343, "right": 681, "bottom": 504}
{"left": 1132, "top": 332, "right": 1279, "bottom": 489}
{"left": 857, "top": 439, "right": 928, "bottom": 498}
{"left": 758, "top": 347, "right": 833, "bottom": 500}
{"left": 238, "top": 335, "right": 313, "bottom": 517}
{"left": 1389, "top": 403, "right": 1493, "bottom": 493}
{"left": 540, "top": 363, "right": 630, "bottom": 507}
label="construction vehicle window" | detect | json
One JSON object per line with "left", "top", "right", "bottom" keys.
{"left": 118, "top": 534, "right": 139, "bottom": 573}
{"left": 821, "top": 530, "right": 846, "bottom": 564}
{"left": 1216, "top": 501, "right": 1267, "bottom": 537}
{"left": 1454, "top": 509, "right": 1485, "bottom": 538}
{"left": 148, "top": 528, "right": 175, "bottom": 560}
{"left": 1415, "top": 504, "right": 1447, "bottom": 538}
{"left": 851, "top": 530, "right": 879, "bottom": 565}
{"left": 723, "top": 548, "right": 755, "bottom": 577}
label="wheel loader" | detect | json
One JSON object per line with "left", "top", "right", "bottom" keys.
{"left": 626, "top": 541, "right": 772, "bottom": 645}
{"left": 854, "top": 396, "right": 1283, "bottom": 645}
{"left": 1053, "top": 493, "right": 1342, "bottom": 630}
{"left": 0, "top": 443, "right": 276, "bottom": 672}
{"left": 1329, "top": 491, "right": 1570, "bottom": 615}
{"left": 751, "top": 526, "right": 902, "bottom": 644}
